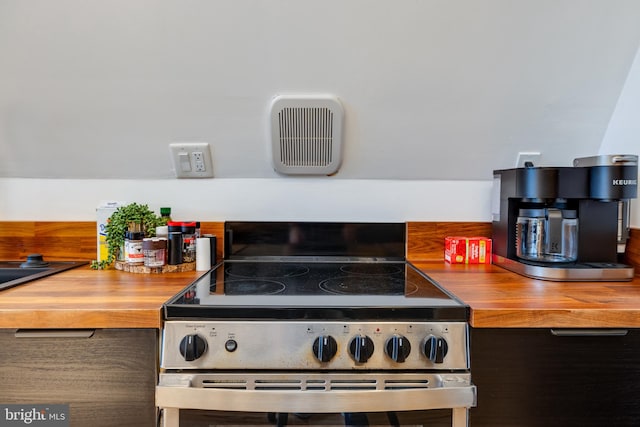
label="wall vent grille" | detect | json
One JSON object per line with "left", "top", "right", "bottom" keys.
{"left": 270, "top": 95, "right": 344, "bottom": 175}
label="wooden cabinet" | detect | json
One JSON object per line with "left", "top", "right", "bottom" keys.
{"left": 470, "top": 328, "right": 640, "bottom": 426}
{"left": 0, "top": 328, "right": 157, "bottom": 427}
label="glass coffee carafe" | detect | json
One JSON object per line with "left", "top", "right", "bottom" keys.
{"left": 516, "top": 206, "right": 578, "bottom": 263}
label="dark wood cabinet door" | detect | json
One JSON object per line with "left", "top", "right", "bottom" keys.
{"left": 0, "top": 328, "right": 157, "bottom": 427}
{"left": 470, "top": 328, "right": 640, "bottom": 427}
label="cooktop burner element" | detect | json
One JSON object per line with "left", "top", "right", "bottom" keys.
{"left": 340, "top": 263, "right": 404, "bottom": 275}
{"left": 225, "top": 263, "right": 310, "bottom": 279}
{"left": 318, "top": 276, "right": 418, "bottom": 295}
{"left": 223, "top": 279, "right": 287, "bottom": 295}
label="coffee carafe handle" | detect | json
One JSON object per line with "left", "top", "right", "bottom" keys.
{"left": 546, "top": 208, "right": 563, "bottom": 255}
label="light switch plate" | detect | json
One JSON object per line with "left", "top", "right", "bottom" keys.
{"left": 169, "top": 142, "right": 213, "bottom": 178}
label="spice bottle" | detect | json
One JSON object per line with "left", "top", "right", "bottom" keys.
{"left": 181, "top": 222, "right": 197, "bottom": 263}
{"left": 143, "top": 238, "right": 167, "bottom": 268}
{"left": 160, "top": 207, "right": 172, "bottom": 223}
{"left": 125, "top": 231, "right": 144, "bottom": 264}
{"left": 156, "top": 226, "right": 169, "bottom": 240}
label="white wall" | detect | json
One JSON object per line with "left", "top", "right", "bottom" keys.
{"left": 0, "top": 178, "right": 492, "bottom": 222}
{"left": 601, "top": 41, "right": 640, "bottom": 227}
{"left": 2, "top": 0, "right": 640, "bottom": 181}
{"left": 601, "top": 37, "right": 640, "bottom": 154}
{"left": 1, "top": 1, "right": 640, "bottom": 227}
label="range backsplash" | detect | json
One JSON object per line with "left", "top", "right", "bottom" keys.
{"left": 0, "top": 221, "right": 637, "bottom": 274}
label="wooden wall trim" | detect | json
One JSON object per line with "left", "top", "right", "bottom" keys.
{"left": 0, "top": 222, "right": 97, "bottom": 261}
{"left": 0, "top": 221, "right": 637, "bottom": 273}
{"left": 0, "top": 221, "right": 224, "bottom": 262}
{"left": 406, "top": 221, "right": 492, "bottom": 261}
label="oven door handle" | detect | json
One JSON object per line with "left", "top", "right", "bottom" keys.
{"left": 156, "top": 384, "right": 477, "bottom": 413}
{"left": 156, "top": 373, "right": 476, "bottom": 414}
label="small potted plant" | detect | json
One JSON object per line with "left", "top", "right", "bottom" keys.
{"left": 91, "top": 203, "right": 165, "bottom": 270}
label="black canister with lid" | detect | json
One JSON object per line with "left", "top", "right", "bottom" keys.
{"left": 167, "top": 221, "right": 182, "bottom": 235}
{"left": 168, "top": 232, "right": 183, "bottom": 265}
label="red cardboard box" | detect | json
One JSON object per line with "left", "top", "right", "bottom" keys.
{"left": 444, "top": 236, "right": 492, "bottom": 264}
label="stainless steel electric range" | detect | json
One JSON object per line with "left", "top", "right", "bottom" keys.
{"left": 157, "top": 222, "right": 476, "bottom": 427}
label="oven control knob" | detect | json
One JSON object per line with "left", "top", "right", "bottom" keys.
{"left": 385, "top": 334, "right": 411, "bottom": 363}
{"left": 423, "top": 335, "right": 448, "bottom": 364}
{"left": 349, "top": 335, "right": 375, "bottom": 364}
{"left": 312, "top": 335, "right": 338, "bottom": 363}
{"left": 179, "top": 334, "right": 207, "bottom": 361}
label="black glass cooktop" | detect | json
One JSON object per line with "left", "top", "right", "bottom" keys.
{"left": 164, "top": 260, "right": 468, "bottom": 321}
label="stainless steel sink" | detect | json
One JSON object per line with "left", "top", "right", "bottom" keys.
{"left": 0, "top": 255, "right": 87, "bottom": 292}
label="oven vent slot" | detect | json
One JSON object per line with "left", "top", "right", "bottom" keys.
{"left": 329, "top": 379, "right": 378, "bottom": 390}
{"left": 384, "top": 379, "right": 431, "bottom": 390}
{"left": 201, "top": 379, "right": 247, "bottom": 389}
{"left": 270, "top": 94, "right": 344, "bottom": 176}
{"left": 255, "top": 379, "right": 303, "bottom": 390}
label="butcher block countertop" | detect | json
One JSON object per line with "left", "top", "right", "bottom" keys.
{"left": 0, "top": 261, "right": 639, "bottom": 329}
{"left": 0, "top": 266, "right": 205, "bottom": 329}
{"left": 412, "top": 261, "right": 640, "bottom": 329}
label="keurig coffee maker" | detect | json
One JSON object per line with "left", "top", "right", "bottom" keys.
{"left": 492, "top": 154, "right": 638, "bottom": 281}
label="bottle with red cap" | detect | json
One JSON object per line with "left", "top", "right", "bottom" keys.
{"left": 166, "top": 221, "right": 197, "bottom": 263}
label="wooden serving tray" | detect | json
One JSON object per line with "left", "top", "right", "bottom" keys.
{"left": 114, "top": 261, "right": 195, "bottom": 274}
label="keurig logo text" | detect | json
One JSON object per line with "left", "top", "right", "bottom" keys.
{"left": 612, "top": 179, "right": 637, "bottom": 186}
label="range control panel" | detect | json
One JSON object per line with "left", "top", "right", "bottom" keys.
{"left": 161, "top": 321, "right": 469, "bottom": 371}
